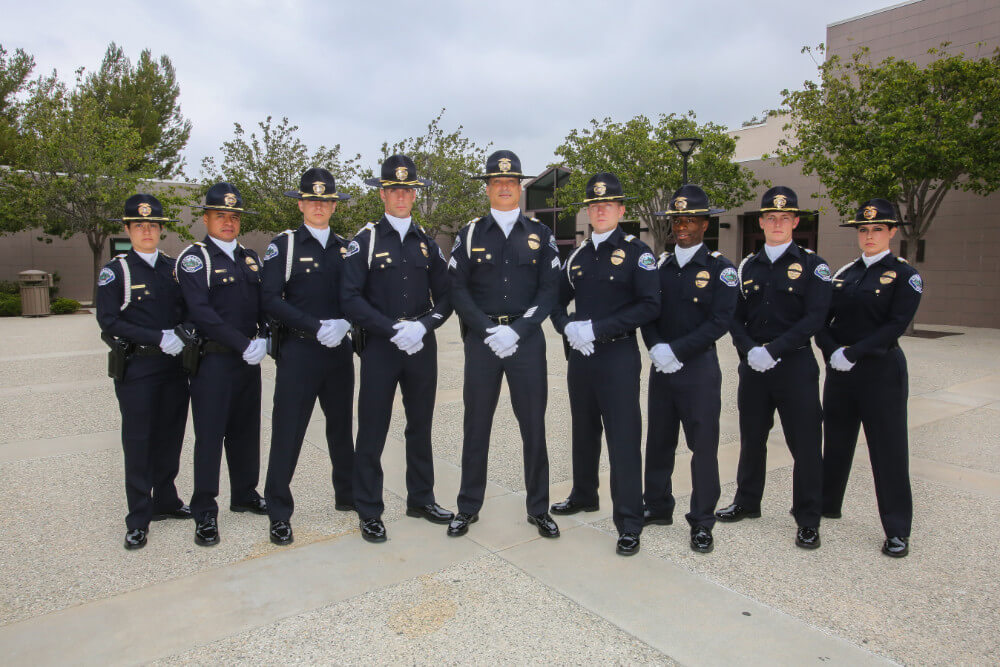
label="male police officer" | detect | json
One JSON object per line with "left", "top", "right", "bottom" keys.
{"left": 341, "top": 154, "right": 454, "bottom": 543}
{"left": 177, "top": 183, "right": 268, "bottom": 547}
{"left": 97, "top": 194, "right": 190, "bottom": 550}
{"left": 718, "top": 186, "right": 832, "bottom": 549}
{"left": 446, "top": 150, "right": 561, "bottom": 539}
{"left": 550, "top": 173, "right": 660, "bottom": 556}
{"left": 641, "top": 185, "right": 737, "bottom": 554}
{"left": 261, "top": 168, "right": 354, "bottom": 546}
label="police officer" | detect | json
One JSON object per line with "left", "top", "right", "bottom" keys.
{"left": 817, "top": 198, "right": 922, "bottom": 558}
{"left": 261, "top": 168, "right": 355, "bottom": 546}
{"left": 446, "top": 150, "right": 561, "bottom": 539}
{"left": 97, "top": 194, "right": 190, "bottom": 550}
{"left": 550, "top": 173, "right": 661, "bottom": 556}
{"left": 341, "top": 154, "right": 454, "bottom": 543}
{"left": 641, "top": 185, "right": 737, "bottom": 554}
{"left": 177, "top": 183, "right": 268, "bottom": 547}
{"left": 718, "top": 186, "right": 832, "bottom": 549}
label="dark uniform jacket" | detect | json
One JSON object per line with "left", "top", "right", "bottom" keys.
{"left": 815, "top": 253, "right": 922, "bottom": 362}
{"left": 96, "top": 250, "right": 185, "bottom": 344}
{"left": 261, "top": 224, "right": 350, "bottom": 334}
{"left": 449, "top": 213, "right": 560, "bottom": 339}
{"left": 175, "top": 236, "right": 266, "bottom": 353}
{"left": 641, "top": 245, "right": 739, "bottom": 361}
{"left": 340, "top": 216, "right": 452, "bottom": 338}
{"left": 730, "top": 243, "right": 833, "bottom": 358}
{"left": 552, "top": 227, "right": 661, "bottom": 339}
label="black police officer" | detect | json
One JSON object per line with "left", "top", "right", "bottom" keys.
{"left": 176, "top": 183, "right": 268, "bottom": 547}
{"left": 817, "top": 198, "right": 922, "bottom": 558}
{"left": 550, "top": 173, "right": 661, "bottom": 556}
{"left": 341, "top": 155, "right": 454, "bottom": 543}
{"left": 97, "top": 194, "right": 190, "bottom": 550}
{"left": 261, "top": 168, "right": 355, "bottom": 546}
{"left": 446, "top": 150, "right": 561, "bottom": 539}
{"left": 641, "top": 185, "right": 738, "bottom": 554}
{"left": 719, "top": 186, "right": 833, "bottom": 550}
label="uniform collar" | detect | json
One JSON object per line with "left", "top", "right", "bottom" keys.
{"left": 377, "top": 215, "right": 420, "bottom": 239}
{"left": 482, "top": 211, "right": 526, "bottom": 231}
{"left": 203, "top": 235, "right": 244, "bottom": 257}
{"left": 592, "top": 225, "right": 626, "bottom": 249}
{"left": 670, "top": 243, "right": 709, "bottom": 267}
{"left": 754, "top": 241, "right": 802, "bottom": 263}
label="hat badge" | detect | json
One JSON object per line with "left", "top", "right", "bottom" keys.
{"left": 395, "top": 166, "right": 409, "bottom": 181}
{"left": 223, "top": 193, "right": 238, "bottom": 207}
{"left": 137, "top": 203, "right": 152, "bottom": 217}
{"left": 593, "top": 182, "right": 607, "bottom": 197}
{"left": 863, "top": 205, "right": 877, "bottom": 220}
{"left": 773, "top": 194, "right": 788, "bottom": 209}
{"left": 312, "top": 181, "right": 326, "bottom": 195}
{"left": 498, "top": 157, "right": 512, "bottom": 173}
{"left": 674, "top": 196, "right": 688, "bottom": 211}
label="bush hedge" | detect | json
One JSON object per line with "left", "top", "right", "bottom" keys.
{"left": 50, "top": 297, "right": 80, "bottom": 315}
{"left": 0, "top": 294, "right": 22, "bottom": 316}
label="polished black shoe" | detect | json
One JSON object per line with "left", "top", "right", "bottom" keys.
{"left": 642, "top": 508, "right": 673, "bottom": 526}
{"left": 795, "top": 526, "right": 821, "bottom": 549}
{"left": 882, "top": 536, "right": 909, "bottom": 558}
{"left": 690, "top": 526, "right": 714, "bottom": 553}
{"left": 446, "top": 512, "right": 478, "bottom": 537}
{"left": 616, "top": 532, "right": 640, "bottom": 556}
{"left": 405, "top": 503, "right": 455, "bottom": 524}
{"left": 360, "top": 518, "right": 387, "bottom": 543}
{"left": 527, "top": 512, "right": 560, "bottom": 538}
{"left": 124, "top": 528, "right": 147, "bottom": 550}
{"left": 334, "top": 499, "right": 355, "bottom": 512}
{"left": 822, "top": 510, "right": 842, "bottom": 519}
{"left": 230, "top": 495, "right": 268, "bottom": 515}
{"left": 269, "top": 520, "right": 293, "bottom": 546}
{"left": 194, "top": 517, "right": 220, "bottom": 547}
{"left": 152, "top": 504, "right": 192, "bottom": 521}
{"left": 715, "top": 503, "right": 761, "bottom": 522}
{"left": 550, "top": 498, "right": 599, "bottom": 515}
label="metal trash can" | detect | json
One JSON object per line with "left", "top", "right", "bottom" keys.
{"left": 19, "top": 270, "right": 53, "bottom": 317}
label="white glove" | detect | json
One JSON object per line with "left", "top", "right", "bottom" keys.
{"left": 391, "top": 320, "right": 426, "bottom": 352}
{"left": 747, "top": 345, "right": 778, "bottom": 373}
{"left": 565, "top": 320, "right": 595, "bottom": 351}
{"left": 160, "top": 330, "right": 184, "bottom": 356}
{"left": 830, "top": 347, "right": 855, "bottom": 372}
{"left": 576, "top": 341, "right": 595, "bottom": 356}
{"left": 317, "top": 319, "right": 351, "bottom": 348}
{"left": 578, "top": 320, "right": 596, "bottom": 344}
{"left": 649, "top": 343, "right": 676, "bottom": 368}
{"left": 655, "top": 357, "right": 684, "bottom": 374}
{"left": 495, "top": 343, "right": 518, "bottom": 359}
{"left": 242, "top": 338, "right": 268, "bottom": 365}
{"left": 401, "top": 339, "right": 424, "bottom": 355}
{"left": 484, "top": 325, "right": 519, "bottom": 358}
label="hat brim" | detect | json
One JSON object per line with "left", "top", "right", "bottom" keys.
{"left": 283, "top": 190, "right": 352, "bottom": 202}
{"left": 193, "top": 205, "right": 258, "bottom": 215}
{"left": 839, "top": 218, "right": 907, "bottom": 228}
{"left": 364, "top": 177, "right": 431, "bottom": 188}
{"left": 470, "top": 173, "right": 535, "bottom": 181}
{"left": 108, "top": 217, "right": 179, "bottom": 223}
{"left": 571, "top": 195, "right": 636, "bottom": 206}
{"left": 654, "top": 207, "right": 726, "bottom": 217}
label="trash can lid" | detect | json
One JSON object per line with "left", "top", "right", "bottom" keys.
{"left": 18, "top": 270, "right": 49, "bottom": 277}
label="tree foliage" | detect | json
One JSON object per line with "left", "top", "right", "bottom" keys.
{"left": 0, "top": 44, "right": 34, "bottom": 164}
{"left": 776, "top": 44, "right": 1000, "bottom": 258}
{"left": 553, "top": 112, "right": 760, "bottom": 253}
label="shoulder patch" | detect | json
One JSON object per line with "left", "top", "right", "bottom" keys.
{"left": 452, "top": 234, "right": 462, "bottom": 253}
{"left": 638, "top": 252, "right": 656, "bottom": 271}
{"left": 814, "top": 263, "right": 832, "bottom": 282}
{"left": 551, "top": 257, "right": 560, "bottom": 269}
{"left": 908, "top": 274, "right": 923, "bottom": 293}
{"left": 438, "top": 246, "right": 446, "bottom": 261}
{"left": 720, "top": 266, "right": 739, "bottom": 287}
{"left": 448, "top": 256, "right": 458, "bottom": 270}
{"left": 263, "top": 243, "right": 279, "bottom": 261}
{"left": 345, "top": 240, "right": 360, "bottom": 258}
{"left": 97, "top": 267, "right": 115, "bottom": 286}
{"left": 549, "top": 236, "right": 558, "bottom": 252}
{"left": 180, "top": 254, "right": 204, "bottom": 273}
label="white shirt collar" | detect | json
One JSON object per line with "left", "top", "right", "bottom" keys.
{"left": 861, "top": 249, "right": 891, "bottom": 267}
{"left": 764, "top": 240, "right": 792, "bottom": 263}
{"left": 209, "top": 236, "right": 238, "bottom": 261}
{"left": 491, "top": 208, "right": 520, "bottom": 238}
{"left": 304, "top": 224, "right": 331, "bottom": 248}
{"left": 591, "top": 228, "right": 614, "bottom": 250}
{"left": 385, "top": 213, "right": 412, "bottom": 241}
{"left": 134, "top": 249, "right": 158, "bottom": 268}
{"left": 674, "top": 243, "right": 702, "bottom": 268}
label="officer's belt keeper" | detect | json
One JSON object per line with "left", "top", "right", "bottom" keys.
{"left": 101, "top": 332, "right": 132, "bottom": 381}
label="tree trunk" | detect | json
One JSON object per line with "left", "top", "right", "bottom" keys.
{"left": 87, "top": 232, "right": 108, "bottom": 306}
{"left": 899, "top": 226, "right": 920, "bottom": 335}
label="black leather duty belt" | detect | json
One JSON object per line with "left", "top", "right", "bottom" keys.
{"left": 487, "top": 314, "right": 523, "bottom": 325}
{"left": 202, "top": 341, "right": 238, "bottom": 355}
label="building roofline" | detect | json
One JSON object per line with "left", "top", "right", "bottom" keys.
{"left": 827, "top": 0, "right": 922, "bottom": 29}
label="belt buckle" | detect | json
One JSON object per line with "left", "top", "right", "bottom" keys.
{"left": 496, "top": 315, "right": 510, "bottom": 325}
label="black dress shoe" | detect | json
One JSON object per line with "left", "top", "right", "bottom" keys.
{"left": 882, "top": 536, "right": 909, "bottom": 558}
{"left": 334, "top": 499, "right": 355, "bottom": 512}
{"left": 690, "top": 526, "right": 714, "bottom": 553}
{"left": 616, "top": 533, "right": 640, "bottom": 556}
{"left": 550, "top": 498, "right": 599, "bottom": 515}
{"left": 194, "top": 517, "right": 220, "bottom": 547}
{"left": 124, "top": 528, "right": 147, "bottom": 550}
{"left": 360, "top": 518, "right": 387, "bottom": 543}
{"left": 527, "top": 512, "right": 560, "bottom": 538}
{"left": 405, "top": 503, "right": 454, "bottom": 524}
{"left": 230, "top": 495, "right": 268, "bottom": 515}
{"left": 446, "top": 512, "right": 478, "bottom": 537}
{"left": 269, "top": 520, "right": 293, "bottom": 546}
{"left": 152, "top": 504, "right": 192, "bottom": 521}
{"left": 643, "top": 508, "right": 673, "bottom": 526}
{"left": 795, "top": 526, "right": 821, "bottom": 549}
{"left": 822, "top": 510, "right": 842, "bottom": 519}
{"left": 715, "top": 503, "right": 761, "bottom": 522}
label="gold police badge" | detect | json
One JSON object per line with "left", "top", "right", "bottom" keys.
{"left": 340, "top": 246, "right": 347, "bottom": 257}
{"left": 610, "top": 248, "right": 625, "bottom": 265}
{"left": 137, "top": 203, "right": 152, "bottom": 217}
{"left": 773, "top": 194, "right": 788, "bottom": 209}
{"left": 312, "top": 181, "right": 326, "bottom": 195}
{"left": 245, "top": 256, "right": 258, "bottom": 272}
{"left": 880, "top": 270, "right": 897, "bottom": 284}
{"left": 674, "top": 197, "right": 688, "bottom": 211}
{"left": 593, "top": 182, "right": 607, "bottom": 197}
{"left": 695, "top": 270, "right": 710, "bottom": 288}
{"left": 498, "top": 157, "right": 512, "bottom": 173}
{"left": 863, "top": 206, "right": 877, "bottom": 220}
{"left": 420, "top": 241, "right": 429, "bottom": 258}
{"left": 527, "top": 233, "right": 540, "bottom": 250}
{"left": 223, "top": 193, "right": 238, "bottom": 207}
{"left": 787, "top": 262, "right": 803, "bottom": 279}
{"left": 395, "top": 166, "right": 409, "bottom": 181}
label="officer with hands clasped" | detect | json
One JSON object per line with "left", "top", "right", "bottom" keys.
{"left": 446, "top": 150, "right": 561, "bottom": 539}
{"left": 97, "top": 194, "right": 191, "bottom": 550}
{"left": 817, "top": 198, "right": 922, "bottom": 558}
{"left": 341, "top": 154, "right": 454, "bottom": 543}
{"left": 176, "top": 183, "right": 269, "bottom": 547}
{"left": 550, "top": 173, "right": 661, "bottom": 556}
{"left": 260, "top": 168, "right": 355, "bottom": 546}
{"left": 641, "top": 185, "right": 738, "bottom": 554}
{"left": 718, "top": 186, "right": 832, "bottom": 549}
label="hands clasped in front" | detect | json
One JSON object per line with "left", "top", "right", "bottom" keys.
{"left": 564, "top": 320, "right": 596, "bottom": 356}
{"left": 484, "top": 325, "right": 519, "bottom": 359}
{"left": 391, "top": 320, "right": 427, "bottom": 355}
{"left": 317, "top": 319, "right": 351, "bottom": 348}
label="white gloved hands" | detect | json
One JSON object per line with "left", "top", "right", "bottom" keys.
{"left": 317, "top": 319, "right": 351, "bottom": 348}
{"left": 242, "top": 338, "right": 268, "bottom": 365}
{"left": 391, "top": 320, "right": 427, "bottom": 354}
{"left": 484, "top": 325, "right": 519, "bottom": 359}
{"left": 747, "top": 345, "right": 778, "bottom": 372}
{"left": 565, "top": 320, "right": 596, "bottom": 351}
{"left": 649, "top": 343, "right": 683, "bottom": 374}
{"left": 160, "top": 329, "right": 184, "bottom": 356}
{"left": 830, "top": 347, "right": 855, "bottom": 372}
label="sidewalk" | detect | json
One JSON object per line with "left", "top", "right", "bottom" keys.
{"left": 0, "top": 313, "right": 997, "bottom": 665}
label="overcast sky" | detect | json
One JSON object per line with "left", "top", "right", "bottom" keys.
{"left": 5, "top": 0, "right": 897, "bottom": 181}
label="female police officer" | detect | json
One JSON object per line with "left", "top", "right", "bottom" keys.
{"left": 816, "top": 198, "right": 922, "bottom": 558}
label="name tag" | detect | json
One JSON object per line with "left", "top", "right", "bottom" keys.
{"left": 375, "top": 252, "right": 390, "bottom": 257}
{"left": 130, "top": 284, "right": 146, "bottom": 289}
{"left": 299, "top": 257, "right": 314, "bottom": 262}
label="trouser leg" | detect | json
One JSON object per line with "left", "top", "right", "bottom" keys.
{"left": 456, "top": 335, "right": 503, "bottom": 515}
{"left": 504, "top": 330, "right": 550, "bottom": 516}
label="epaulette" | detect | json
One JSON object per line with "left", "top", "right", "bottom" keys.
{"left": 114, "top": 253, "right": 127, "bottom": 259}
{"left": 803, "top": 248, "right": 815, "bottom": 254}
{"left": 469, "top": 217, "right": 481, "bottom": 225}
{"left": 897, "top": 257, "right": 909, "bottom": 264}
{"left": 193, "top": 241, "right": 206, "bottom": 247}
{"left": 530, "top": 217, "right": 540, "bottom": 223}
{"left": 624, "top": 234, "right": 637, "bottom": 243}
{"left": 710, "top": 250, "right": 723, "bottom": 258}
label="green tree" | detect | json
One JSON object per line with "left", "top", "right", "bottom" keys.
{"left": 776, "top": 44, "right": 1000, "bottom": 261}
{"left": 553, "top": 112, "right": 760, "bottom": 254}
{"left": 0, "top": 44, "right": 35, "bottom": 164}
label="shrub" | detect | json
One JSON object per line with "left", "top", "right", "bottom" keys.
{"left": 0, "top": 280, "right": 18, "bottom": 295}
{"left": 50, "top": 297, "right": 80, "bottom": 315}
{"left": 0, "top": 294, "right": 22, "bottom": 316}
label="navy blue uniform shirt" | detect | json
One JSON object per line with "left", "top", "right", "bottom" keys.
{"left": 96, "top": 250, "right": 185, "bottom": 344}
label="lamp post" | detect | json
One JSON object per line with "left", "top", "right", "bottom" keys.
{"left": 670, "top": 137, "right": 702, "bottom": 185}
